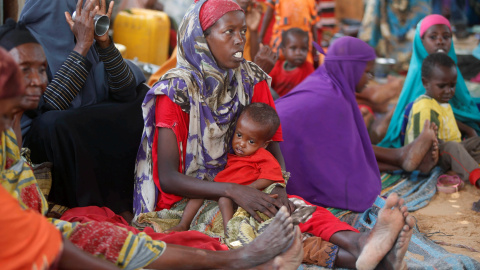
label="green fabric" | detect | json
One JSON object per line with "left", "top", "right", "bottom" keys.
{"left": 378, "top": 18, "right": 480, "bottom": 148}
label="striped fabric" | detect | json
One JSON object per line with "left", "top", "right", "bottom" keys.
{"left": 43, "top": 42, "right": 135, "bottom": 110}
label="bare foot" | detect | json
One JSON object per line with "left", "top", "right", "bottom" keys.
{"left": 165, "top": 223, "right": 189, "bottom": 233}
{"left": 416, "top": 121, "right": 439, "bottom": 173}
{"left": 401, "top": 120, "right": 436, "bottom": 172}
{"left": 253, "top": 226, "right": 303, "bottom": 270}
{"left": 235, "top": 206, "right": 295, "bottom": 269}
{"left": 355, "top": 193, "right": 406, "bottom": 270}
{"left": 379, "top": 214, "right": 415, "bottom": 270}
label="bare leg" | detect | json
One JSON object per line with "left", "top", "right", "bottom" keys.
{"left": 374, "top": 120, "right": 437, "bottom": 172}
{"left": 218, "top": 196, "right": 235, "bottom": 236}
{"left": 165, "top": 199, "right": 204, "bottom": 233}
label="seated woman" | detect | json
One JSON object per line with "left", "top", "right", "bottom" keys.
{"left": 276, "top": 36, "right": 439, "bottom": 212}
{"left": 14, "top": 0, "right": 148, "bottom": 220}
{"left": 0, "top": 36, "right": 304, "bottom": 270}
{"left": 134, "top": 0, "right": 414, "bottom": 269}
{"left": 379, "top": 14, "right": 480, "bottom": 148}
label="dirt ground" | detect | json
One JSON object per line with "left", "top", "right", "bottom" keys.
{"left": 412, "top": 184, "right": 480, "bottom": 263}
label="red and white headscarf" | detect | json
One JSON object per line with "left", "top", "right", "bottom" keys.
{"left": 195, "top": 0, "right": 243, "bottom": 31}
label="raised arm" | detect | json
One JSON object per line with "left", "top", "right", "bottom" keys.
{"left": 258, "top": 2, "right": 273, "bottom": 44}
{"left": 156, "top": 127, "right": 282, "bottom": 221}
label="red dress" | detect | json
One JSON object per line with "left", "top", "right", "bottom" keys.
{"left": 269, "top": 60, "right": 314, "bottom": 97}
{"left": 153, "top": 80, "right": 357, "bottom": 241}
{"left": 214, "top": 148, "right": 284, "bottom": 185}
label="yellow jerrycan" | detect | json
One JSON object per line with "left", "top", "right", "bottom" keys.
{"left": 113, "top": 8, "right": 170, "bottom": 66}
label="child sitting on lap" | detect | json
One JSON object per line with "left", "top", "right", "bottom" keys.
{"left": 404, "top": 53, "right": 480, "bottom": 189}
{"left": 167, "top": 103, "right": 285, "bottom": 235}
{"left": 269, "top": 28, "right": 314, "bottom": 97}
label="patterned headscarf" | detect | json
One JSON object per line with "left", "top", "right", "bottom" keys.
{"left": 134, "top": 0, "right": 268, "bottom": 214}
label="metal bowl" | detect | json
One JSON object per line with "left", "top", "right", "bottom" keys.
{"left": 374, "top": 58, "right": 397, "bottom": 78}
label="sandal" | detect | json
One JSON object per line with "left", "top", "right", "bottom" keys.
{"left": 436, "top": 174, "right": 464, "bottom": 194}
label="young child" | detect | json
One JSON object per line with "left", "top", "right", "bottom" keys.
{"left": 404, "top": 53, "right": 480, "bottom": 189}
{"left": 269, "top": 28, "right": 314, "bottom": 97}
{"left": 259, "top": 0, "right": 317, "bottom": 64}
{"left": 167, "top": 103, "right": 285, "bottom": 235}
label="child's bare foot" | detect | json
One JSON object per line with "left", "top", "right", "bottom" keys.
{"left": 416, "top": 122, "right": 439, "bottom": 173}
{"left": 401, "top": 120, "right": 436, "bottom": 172}
{"left": 355, "top": 193, "right": 406, "bottom": 270}
{"left": 165, "top": 223, "right": 190, "bottom": 233}
{"left": 234, "top": 206, "right": 295, "bottom": 269}
{"left": 379, "top": 214, "right": 415, "bottom": 270}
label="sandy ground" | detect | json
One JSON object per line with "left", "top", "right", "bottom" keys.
{"left": 412, "top": 184, "right": 480, "bottom": 263}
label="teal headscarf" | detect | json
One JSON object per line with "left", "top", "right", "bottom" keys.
{"left": 378, "top": 17, "right": 480, "bottom": 148}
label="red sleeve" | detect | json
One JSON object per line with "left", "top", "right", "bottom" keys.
{"left": 257, "top": 149, "right": 284, "bottom": 182}
{"left": 152, "top": 95, "right": 189, "bottom": 209}
{"left": 268, "top": 61, "right": 282, "bottom": 90}
{"left": 252, "top": 80, "right": 283, "bottom": 141}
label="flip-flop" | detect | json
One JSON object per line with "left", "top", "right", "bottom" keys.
{"left": 436, "top": 174, "right": 464, "bottom": 194}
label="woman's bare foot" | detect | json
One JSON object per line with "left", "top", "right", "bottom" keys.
{"left": 235, "top": 206, "right": 295, "bottom": 269}
{"left": 401, "top": 120, "right": 437, "bottom": 172}
{"left": 379, "top": 214, "right": 415, "bottom": 270}
{"left": 355, "top": 193, "right": 406, "bottom": 270}
{"left": 253, "top": 226, "right": 303, "bottom": 270}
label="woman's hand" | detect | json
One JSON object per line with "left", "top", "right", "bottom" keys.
{"left": 93, "top": 0, "right": 114, "bottom": 48}
{"left": 271, "top": 185, "right": 296, "bottom": 214}
{"left": 227, "top": 184, "right": 283, "bottom": 222}
{"left": 65, "top": 0, "right": 98, "bottom": 56}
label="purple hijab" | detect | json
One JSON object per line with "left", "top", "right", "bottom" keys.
{"left": 276, "top": 37, "right": 380, "bottom": 212}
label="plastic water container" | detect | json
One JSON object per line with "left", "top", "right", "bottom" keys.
{"left": 113, "top": 8, "right": 170, "bottom": 66}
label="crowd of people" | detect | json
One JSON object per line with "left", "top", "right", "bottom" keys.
{"left": 1, "top": 0, "right": 480, "bottom": 269}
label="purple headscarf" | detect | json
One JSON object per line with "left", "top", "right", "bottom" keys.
{"left": 276, "top": 37, "right": 380, "bottom": 212}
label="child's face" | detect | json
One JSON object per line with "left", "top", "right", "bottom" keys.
{"left": 423, "top": 65, "right": 457, "bottom": 103}
{"left": 205, "top": 10, "right": 247, "bottom": 71}
{"left": 421, "top": 24, "right": 452, "bottom": 55}
{"left": 281, "top": 33, "right": 309, "bottom": 68}
{"left": 232, "top": 114, "right": 270, "bottom": 157}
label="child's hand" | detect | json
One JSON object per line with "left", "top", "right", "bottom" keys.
{"left": 253, "top": 44, "right": 277, "bottom": 74}
{"left": 246, "top": 4, "right": 262, "bottom": 31}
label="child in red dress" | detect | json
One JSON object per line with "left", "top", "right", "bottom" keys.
{"left": 269, "top": 28, "right": 314, "bottom": 97}
{"left": 167, "top": 103, "right": 284, "bottom": 235}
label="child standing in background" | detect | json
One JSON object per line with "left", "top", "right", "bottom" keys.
{"left": 269, "top": 28, "right": 314, "bottom": 97}
{"left": 166, "top": 103, "right": 285, "bottom": 235}
{"left": 259, "top": 0, "right": 317, "bottom": 64}
{"left": 405, "top": 53, "right": 480, "bottom": 189}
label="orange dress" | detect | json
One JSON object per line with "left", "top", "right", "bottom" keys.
{"left": 268, "top": 0, "right": 317, "bottom": 63}
{"left": 0, "top": 186, "right": 63, "bottom": 270}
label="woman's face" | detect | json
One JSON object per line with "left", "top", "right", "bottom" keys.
{"left": 9, "top": 43, "right": 48, "bottom": 111}
{"left": 421, "top": 24, "right": 452, "bottom": 54}
{"left": 205, "top": 10, "right": 247, "bottom": 70}
{"left": 355, "top": 60, "right": 375, "bottom": 92}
